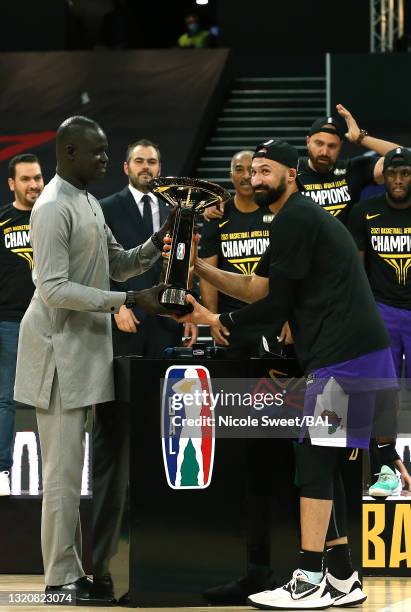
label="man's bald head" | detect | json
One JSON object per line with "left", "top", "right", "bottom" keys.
{"left": 56, "top": 116, "right": 108, "bottom": 187}
{"left": 230, "top": 150, "right": 253, "bottom": 173}
{"left": 230, "top": 150, "right": 254, "bottom": 198}
{"left": 56, "top": 116, "right": 104, "bottom": 150}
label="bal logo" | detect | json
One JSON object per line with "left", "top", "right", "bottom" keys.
{"left": 161, "top": 365, "right": 215, "bottom": 490}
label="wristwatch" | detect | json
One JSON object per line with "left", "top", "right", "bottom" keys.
{"left": 124, "top": 291, "right": 136, "bottom": 309}
{"left": 357, "top": 129, "right": 369, "bottom": 145}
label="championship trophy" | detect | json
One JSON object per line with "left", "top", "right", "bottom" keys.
{"left": 150, "top": 177, "right": 231, "bottom": 314}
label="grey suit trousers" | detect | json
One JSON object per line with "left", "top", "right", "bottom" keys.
{"left": 36, "top": 373, "right": 90, "bottom": 586}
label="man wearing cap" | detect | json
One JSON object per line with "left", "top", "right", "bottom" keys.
{"left": 172, "top": 138, "right": 397, "bottom": 609}
{"left": 349, "top": 147, "right": 411, "bottom": 497}
{"left": 297, "top": 104, "right": 399, "bottom": 224}
{"left": 205, "top": 104, "right": 399, "bottom": 226}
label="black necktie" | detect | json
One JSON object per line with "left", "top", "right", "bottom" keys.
{"left": 142, "top": 194, "right": 153, "bottom": 237}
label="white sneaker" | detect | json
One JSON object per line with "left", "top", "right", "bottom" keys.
{"left": 247, "top": 569, "right": 332, "bottom": 610}
{"left": 0, "top": 471, "right": 10, "bottom": 496}
{"left": 326, "top": 571, "right": 367, "bottom": 607}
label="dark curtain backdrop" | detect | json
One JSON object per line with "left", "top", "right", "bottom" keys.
{"left": 0, "top": 49, "right": 230, "bottom": 203}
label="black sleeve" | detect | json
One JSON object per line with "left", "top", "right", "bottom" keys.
{"left": 349, "top": 155, "right": 378, "bottom": 188}
{"left": 254, "top": 244, "right": 271, "bottom": 277}
{"left": 198, "top": 219, "right": 220, "bottom": 259}
{"left": 220, "top": 268, "right": 295, "bottom": 330}
{"left": 347, "top": 202, "right": 367, "bottom": 251}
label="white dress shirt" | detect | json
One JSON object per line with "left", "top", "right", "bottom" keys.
{"left": 128, "top": 184, "right": 160, "bottom": 232}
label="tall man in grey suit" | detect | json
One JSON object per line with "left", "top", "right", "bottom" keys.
{"left": 93, "top": 139, "right": 197, "bottom": 600}
{"left": 14, "top": 116, "right": 171, "bottom": 605}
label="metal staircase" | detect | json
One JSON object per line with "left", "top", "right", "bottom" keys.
{"left": 196, "top": 76, "right": 327, "bottom": 188}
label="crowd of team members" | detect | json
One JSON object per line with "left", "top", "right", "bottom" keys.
{"left": 0, "top": 104, "right": 411, "bottom": 609}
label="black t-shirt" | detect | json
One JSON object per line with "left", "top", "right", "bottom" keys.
{"left": 298, "top": 155, "right": 377, "bottom": 225}
{"left": 199, "top": 198, "right": 271, "bottom": 311}
{"left": 348, "top": 194, "right": 411, "bottom": 310}
{"left": 0, "top": 202, "right": 35, "bottom": 321}
{"left": 228, "top": 193, "right": 389, "bottom": 373}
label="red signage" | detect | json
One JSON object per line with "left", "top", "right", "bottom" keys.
{"left": 0, "top": 132, "right": 56, "bottom": 161}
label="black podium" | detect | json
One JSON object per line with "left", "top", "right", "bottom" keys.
{"left": 115, "top": 356, "right": 362, "bottom": 607}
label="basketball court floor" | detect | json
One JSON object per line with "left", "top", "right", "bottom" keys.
{"left": 1, "top": 575, "right": 410, "bottom": 611}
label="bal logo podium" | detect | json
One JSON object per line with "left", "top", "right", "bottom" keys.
{"left": 115, "top": 354, "right": 362, "bottom": 607}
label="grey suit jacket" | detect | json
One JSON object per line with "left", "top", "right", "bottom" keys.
{"left": 14, "top": 175, "right": 160, "bottom": 410}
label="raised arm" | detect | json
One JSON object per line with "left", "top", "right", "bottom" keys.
{"left": 336, "top": 103, "right": 400, "bottom": 184}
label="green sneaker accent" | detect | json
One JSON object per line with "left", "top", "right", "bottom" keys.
{"left": 368, "top": 465, "right": 399, "bottom": 497}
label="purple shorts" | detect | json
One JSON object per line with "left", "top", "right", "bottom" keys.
{"left": 302, "top": 347, "right": 397, "bottom": 450}
{"left": 377, "top": 301, "right": 411, "bottom": 379}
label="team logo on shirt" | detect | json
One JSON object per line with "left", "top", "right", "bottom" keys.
{"left": 2, "top": 223, "right": 33, "bottom": 269}
{"left": 218, "top": 219, "right": 230, "bottom": 228}
{"left": 161, "top": 365, "right": 215, "bottom": 490}
{"left": 370, "top": 225, "right": 411, "bottom": 284}
{"left": 366, "top": 213, "right": 381, "bottom": 220}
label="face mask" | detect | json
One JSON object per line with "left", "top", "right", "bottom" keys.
{"left": 187, "top": 23, "right": 200, "bottom": 35}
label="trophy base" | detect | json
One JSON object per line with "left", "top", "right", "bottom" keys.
{"left": 160, "top": 287, "right": 194, "bottom": 315}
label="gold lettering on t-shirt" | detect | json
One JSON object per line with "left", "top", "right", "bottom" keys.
{"left": 228, "top": 232, "right": 249, "bottom": 240}
{"left": 381, "top": 228, "right": 402, "bottom": 235}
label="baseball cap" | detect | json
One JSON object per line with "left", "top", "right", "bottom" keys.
{"left": 308, "top": 116, "right": 345, "bottom": 140}
{"left": 253, "top": 138, "right": 299, "bottom": 169}
{"left": 383, "top": 147, "right": 411, "bottom": 171}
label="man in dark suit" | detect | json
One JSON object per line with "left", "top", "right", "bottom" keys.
{"left": 92, "top": 139, "right": 197, "bottom": 602}
{"left": 100, "top": 139, "right": 191, "bottom": 354}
